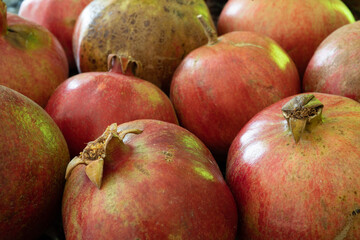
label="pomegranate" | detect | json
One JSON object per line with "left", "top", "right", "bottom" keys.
{"left": 73, "top": 0, "right": 215, "bottom": 92}
{"left": 0, "top": 85, "right": 70, "bottom": 240}
{"left": 227, "top": 93, "right": 360, "bottom": 239}
{"left": 0, "top": 2, "right": 68, "bottom": 107}
{"left": 303, "top": 21, "right": 360, "bottom": 102}
{"left": 217, "top": 0, "right": 355, "bottom": 76}
{"left": 62, "top": 120, "right": 238, "bottom": 239}
{"left": 170, "top": 16, "right": 300, "bottom": 156}
{"left": 45, "top": 55, "right": 179, "bottom": 157}
{"left": 19, "top": 0, "right": 92, "bottom": 70}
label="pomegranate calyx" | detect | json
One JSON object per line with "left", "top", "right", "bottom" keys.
{"left": 197, "top": 14, "right": 218, "bottom": 45}
{"left": 85, "top": 159, "right": 104, "bottom": 189}
{"left": 107, "top": 54, "right": 143, "bottom": 76}
{"left": 281, "top": 94, "right": 324, "bottom": 143}
{"left": 0, "top": 0, "right": 7, "bottom": 35}
{"left": 65, "top": 123, "right": 143, "bottom": 189}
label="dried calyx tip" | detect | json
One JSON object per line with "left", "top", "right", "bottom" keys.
{"left": 107, "top": 54, "right": 142, "bottom": 76}
{"left": 65, "top": 123, "right": 142, "bottom": 189}
{"left": 281, "top": 94, "right": 324, "bottom": 143}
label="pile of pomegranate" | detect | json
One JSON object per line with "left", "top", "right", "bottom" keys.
{"left": 1, "top": 0, "right": 359, "bottom": 239}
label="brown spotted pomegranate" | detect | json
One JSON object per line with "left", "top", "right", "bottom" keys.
{"left": 73, "top": 0, "right": 215, "bottom": 92}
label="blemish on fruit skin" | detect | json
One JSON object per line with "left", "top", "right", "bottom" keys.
{"left": 351, "top": 208, "right": 360, "bottom": 216}
{"left": 162, "top": 148, "right": 175, "bottom": 162}
{"left": 134, "top": 163, "right": 150, "bottom": 176}
{"left": 5, "top": 25, "right": 51, "bottom": 50}
{"left": 168, "top": 233, "right": 182, "bottom": 240}
{"left": 334, "top": 208, "right": 360, "bottom": 240}
{"left": 230, "top": 41, "right": 264, "bottom": 50}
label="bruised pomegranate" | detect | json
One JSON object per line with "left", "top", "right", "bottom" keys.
{"left": 73, "top": 0, "right": 214, "bottom": 92}
{"left": 0, "top": 85, "right": 70, "bottom": 240}
{"left": 0, "top": 2, "right": 68, "bottom": 107}
{"left": 19, "top": 0, "right": 92, "bottom": 69}
{"left": 303, "top": 21, "right": 360, "bottom": 102}
{"left": 227, "top": 93, "right": 360, "bottom": 239}
{"left": 46, "top": 55, "right": 179, "bottom": 157}
{"left": 62, "top": 120, "right": 237, "bottom": 239}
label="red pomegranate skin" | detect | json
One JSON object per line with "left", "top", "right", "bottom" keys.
{"left": 170, "top": 31, "right": 300, "bottom": 156}
{"left": 19, "top": 0, "right": 92, "bottom": 69}
{"left": 45, "top": 72, "right": 179, "bottom": 157}
{"left": 0, "top": 12, "right": 68, "bottom": 107}
{"left": 62, "top": 119, "right": 238, "bottom": 239}
{"left": 303, "top": 21, "right": 360, "bottom": 102}
{"left": 0, "top": 85, "right": 70, "bottom": 240}
{"left": 217, "top": 0, "right": 355, "bottom": 76}
{"left": 227, "top": 93, "right": 360, "bottom": 239}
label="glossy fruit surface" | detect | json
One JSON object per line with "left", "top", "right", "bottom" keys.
{"left": 171, "top": 30, "right": 300, "bottom": 156}
{"left": 45, "top": 71, "right": 178, "bottom": 157}
{"left": 63, "top": 120, "right": 238, "bottom": 239}
{"left": 0, "top": 85, "right": 70, "bottom": 240}
{"left": 303, "top": 21, "right": 360, "bottom": 102}
{"left": 218, "top": 0, "right": 355, "bottom": 76}
{"left": 227, "top": 93, "right": 360, "bottom": 239}
{"left": 0, "top": 3, "right": 68, "bottom": 107}
{"left": 19, "top": 0, "right": 92, "bottom": 69}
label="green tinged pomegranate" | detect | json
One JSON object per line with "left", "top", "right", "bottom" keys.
{"left": 0, "top": 86, "right": 70, "bottom": 240}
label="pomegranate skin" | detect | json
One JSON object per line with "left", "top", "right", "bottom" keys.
{"left": 303, "top": 21, "right": 360, "bottom": 102}
{"left": 0, "top": 11, "right": 68, "bottom": 107}
{"left": 73, "top": 0, "right": 215, "bottom": 92}
{"left": 45, "top": 72, "right": 179, "bottom": 157}
{"left": 227, "top": 93, "right": 360, "bottom": 239}
{"left": 217, "top": 0, "right": 355, "bottom": 76}
{"left": 19, "top": 0, "right": 92, "bottom": 69}
{"left": 62, "top": 119, "right": 238, "bottom": 239}
{"left": 0, "top": 85, "right": 70, "bottom": 240}
{"left": 170, "top": 31, "right": 300, "bottom": 156}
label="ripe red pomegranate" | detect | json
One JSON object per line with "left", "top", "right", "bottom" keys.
{"left": 0, "top": 85, "right": 70, "bottom": 240}
{"left": 73, "top": 0, "right": 215, "bottom": 92}
{"left": 227, "top": 93, "right": 360, "bottom": 239}
{"left": 45, "top": 55, "right": 179, "bottom": 157}
{"left": 170, "top": 18, "right": 300, "bottom": 156}
{"left": 303, "top": 21, "right": 360, "bottom": 102}
{"left": 19, "top": 0, "right": 92, "bottom": 69}
{"left": 217, "top": 0, "right": 355, "bottom": 76}
{"left": 62, "top": 119, "right": 238, "bottom": 239}
{"left": 0, "top": 2, "right": 68, "bottom": 107}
